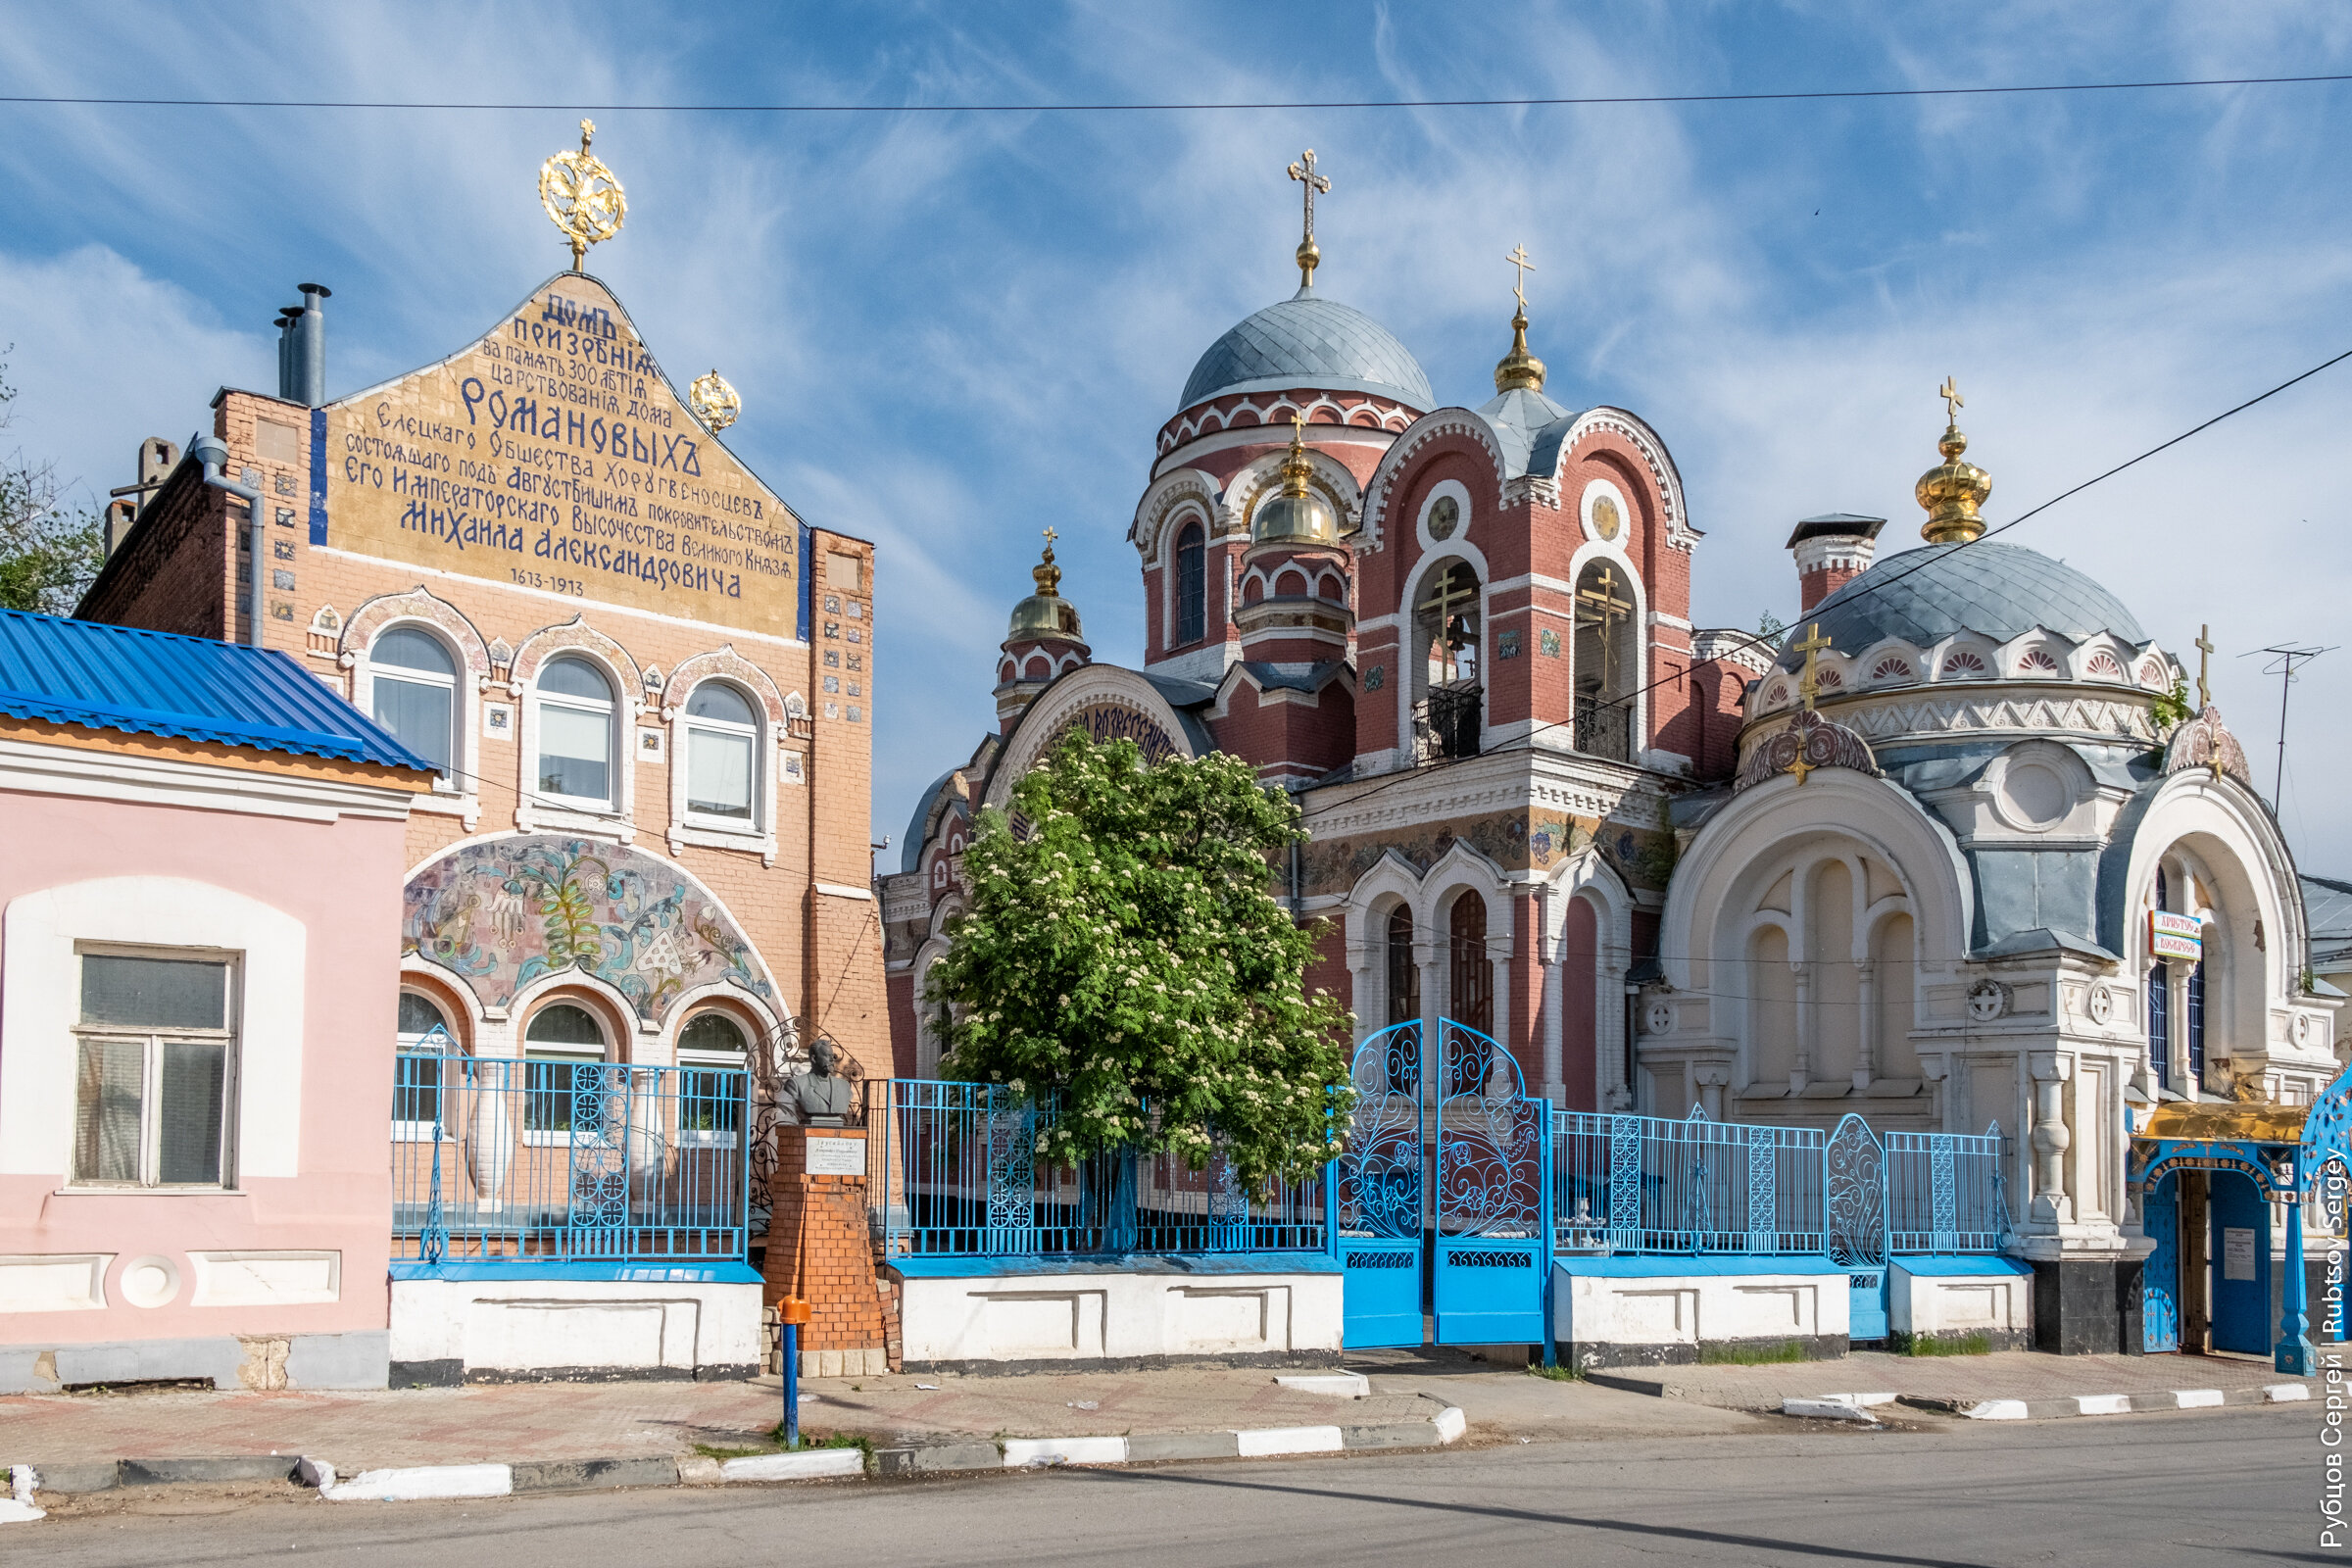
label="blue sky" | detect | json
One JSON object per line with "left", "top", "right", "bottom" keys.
{"left": 3, "top": 3, "right": 2349, "bottom": 872}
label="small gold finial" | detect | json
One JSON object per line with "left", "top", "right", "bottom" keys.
{"left": 1008, "top": 525, "right": 1082, "bottom": 642}
{"left": 1288, "top": 150, "right": 1331, "bottom": 290}
{"left": 1493, "top": 242, "right": 1546, "bottom": 394}
{"left": 540, "top": 118, "right": 627, "bottom": 271}
{"left": 1279, "top": 414, "right": 1313, "bottom": 495}
{"left": 688, "top": 368, "right": 740, "bottom": 433}
{"left": 2195, "top": 623, "right": 2215, "bottom": 709}
{"left": 1915, "top": 376, "right": 1990, "bottom": 544}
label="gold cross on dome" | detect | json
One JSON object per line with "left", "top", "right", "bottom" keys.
{"left": 1288, "top": 149, "right": 1330, "bottom": 237}
{"left": 1938, "top": 376, "right": 1964, "bottom": 426}
{"left": 1791, "top": 621, "right": 1833, "bottom": 712}
{"left": 1506, "top": 244, "right": 1536, "bottom": 312}
{"left": 1041, "top": 526, "right": 1058, "bottom": 555}
{"left": 2195, "top": 622, "right": 2214, "bottom": 709}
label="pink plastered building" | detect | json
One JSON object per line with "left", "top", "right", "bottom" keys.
{"left": 0, "top": 608, "right": 429, "bottom": 1392}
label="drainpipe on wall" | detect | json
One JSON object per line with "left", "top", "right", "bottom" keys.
{"left": 190, "top": 433, "right": 267, "bottom": 648}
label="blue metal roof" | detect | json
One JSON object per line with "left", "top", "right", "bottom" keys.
{"left": 0, "top": 608, "right": 434, "bottom": 771}
{"left": 1179, "top": 288, "right": 1434, "bottom": 411}
{"left": 1777, "top": 542, "right": 2149, "bottom": 671}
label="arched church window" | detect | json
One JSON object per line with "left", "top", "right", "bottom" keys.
{"left": 1385, "top": 905, "right": 1419, "bottom": 1029}
{"left": 535, "top": 657, "right": 618, "bottom": 809}
{"left": 1572, "top": 561, "right": 1638, "bottom": 761}
{"left": 1413, "top": 561, "right": 1482, "bottom": 760}
{"left": 683, "top": 681, "right": 759, "bottom": 825}
{"left": 372, "top": 625, "right": 459, "bottom": 783}
{"left": 1447, "top": 892, "right": 1492, "bottom": 1040}
{"left": 1175, "top": 522, "right": 1205, "bottom": 647}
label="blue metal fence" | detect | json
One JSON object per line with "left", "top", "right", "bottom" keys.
{"left": 1886, "top": 1124, "right": 2010, "bottom": 1254}
{"left": 1553, "top": 1106, "right": 1828, "bottom": 1255}
{"left": 868, "top": 1079, "right": 1325, "bottom": 1258}
{"left": 1550, "top": 1105, "right": 2006, "bottom": 1258}
{"left": 393, "top": 1042, "right": 750, "bottom": 1266}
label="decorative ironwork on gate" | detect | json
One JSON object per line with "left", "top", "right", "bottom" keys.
{"left": 1438, "top": 1020, "right": 1545, "bottom": 1238}
{"left": 1826, "top": 1113, "right": 1888, "bottom": 1270}
{"left": 1336, "top": 1022, "right": 1424, "bottom": 1242}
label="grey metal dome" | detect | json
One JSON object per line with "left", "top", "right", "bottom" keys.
{"left": 1179, "top": 289, "right": 1434, "bottom": 412}
{"left": 1778, "top": 542, "right": 2149, "bottom": 671}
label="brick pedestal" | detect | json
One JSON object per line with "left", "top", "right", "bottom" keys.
{"left": 761, "top": 1126, "right": 891, "bottom": 1377}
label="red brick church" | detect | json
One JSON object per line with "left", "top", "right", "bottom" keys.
{"left": 877, "top": 151, "right": 1772, "bottom": 1111}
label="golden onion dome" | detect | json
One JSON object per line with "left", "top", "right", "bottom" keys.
{"left": 1251, "top": 416, "right": 1341, "bottom": 546}
{"left": 1916, "top": 382, "right": 1991, "bottom": 544}
{"left": 1006, "top": 531, "right": 1083, "bottom": 642}
{"left": 1493, "top": 306, "right": 1546, "bottom": 395}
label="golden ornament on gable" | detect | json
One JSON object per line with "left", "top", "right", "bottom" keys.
{"left": 540, "top": 119, "right": 627, "bottom": 270}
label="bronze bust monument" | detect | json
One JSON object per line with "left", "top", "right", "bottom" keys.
{"left": 792, "top": 1037, "right": 855, "bottom": 1126}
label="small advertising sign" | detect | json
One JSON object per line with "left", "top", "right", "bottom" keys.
{"left": 807, "top": 1135, "right": 867, "bottom": 1178}
{"left": 2150, "top": 910, "right": 2205, "bottom": 961}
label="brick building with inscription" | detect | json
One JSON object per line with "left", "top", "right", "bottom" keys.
{"left": 77, "top": 244, "right": 886, "bottom": 1380}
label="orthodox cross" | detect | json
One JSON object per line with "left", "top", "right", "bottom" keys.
{"left": 1417, "top": 567, "right": 1478, "bottom": 684}
{"left": 1786, "top": 622, "right": 1834, "bottom": 785}
{"left": 1505, "top": 243, "right": 1536, "bottom": 312}
{"left": 1288, "top": 149, "right": 1330, "bottom": 286}
{"left": 1791, "top": 621, "right": 1833, "bottom": 712}
{"left": 1574, "top": 565, "right": 1635, "bottom": 692}
{"left": 2195, "top": 622, "right": 2214, "bottom": 709}
{"left": 1938, "top": 375, "right": 1964, "bottom": 426}
{"left": 1042, "top": 525, "right": 1057, "bottom": 551}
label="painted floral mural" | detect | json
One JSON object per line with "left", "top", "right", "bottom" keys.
{"left": 405, "top": 836, "right": 775, "bottom": 1021}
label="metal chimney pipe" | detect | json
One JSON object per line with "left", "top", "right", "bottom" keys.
{"left": 191, "top": 432, "right": 268, "bottom": 647}
{"left": 294, "top": 283, "right": 331, "bottom": 407}
{"left": 275, "top": 308, "right": 301, "bottom": 402}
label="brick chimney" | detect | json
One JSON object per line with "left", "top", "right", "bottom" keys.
{"left": 1787, "top": 514, "right": 1886, "bottom": 613}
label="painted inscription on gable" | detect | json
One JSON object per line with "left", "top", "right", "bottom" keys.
{"left": 324, "top": 273, "right": 801, "bottom": 636}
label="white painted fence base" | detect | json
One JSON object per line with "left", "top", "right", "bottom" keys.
{"left": 318, "top": 1463, "right": 513, "bottom": 1502}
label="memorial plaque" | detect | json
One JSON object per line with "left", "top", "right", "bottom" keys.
{"left": 806, "top": 1134, "right": 867, "bottom": 1177}
{"left": 2223, "top": 1225, "right": 2257, "bottom": 1283}
{"left": 321, "top": 272, "right": 803, "bottom": 637}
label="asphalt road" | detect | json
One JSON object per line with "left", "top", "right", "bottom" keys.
{"left": 28, "top": 1406, "right": 2326, "bottom": 1567}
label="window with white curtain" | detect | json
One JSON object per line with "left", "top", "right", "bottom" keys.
{"left": 371, "top": 626, "right": 458, "bottom": 784}
{"left": 73, "top": 950, "right": 238, "bottom": 1188}
{"left": 683, "top": 681, "right": 759, "bottom": 824}
{"left": 536, "top": 657, "right": 617, "bottom": 808}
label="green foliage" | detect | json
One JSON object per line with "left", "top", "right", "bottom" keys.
{"left": 1527, "top": 1360, "right": 1580, "bottom": 1381}
{"left": 1893, "top": 1331, "right": 1992, "bottom": 1357}
{"left": 925, "top": 729, "right": 1355, "bottom": 1188}
{"left": 1698, "top": 1339, "right": 1807, "bottom": 1365}
{"left": 2148, "top": 676, "right": 2193, "bottom": 737}
{"left": 1756, "top": 610, "right": 1787, "bottom": 640}
{"left": 0, "top": 354, "right": 105, "bottom": 616}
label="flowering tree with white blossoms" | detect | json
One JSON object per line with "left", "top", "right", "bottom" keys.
{"left": 925, "top": 729, "right": 1354, "bottom": 1188}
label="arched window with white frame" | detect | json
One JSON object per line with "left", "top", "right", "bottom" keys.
{"left": 371, "top": 625, "right": 460, "bottom": 784}
{"left": 1174, "top": 520, "right": 1206, "bottom": 647}
{"left": 535, "top": 657, "right": 618, "bottom": 810}
{"left": 682, "top": 681, "right": 760, "bottom": 826}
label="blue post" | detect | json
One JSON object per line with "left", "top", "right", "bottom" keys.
{"left": 1541, "top": 1098, "right": 1557, "bottom": 1369}
{"left": 783, "top": 1319, "right": 801, "bottom": 1448}
{"left": 2278, "top": 1148, "right": 2315, "bottom": 1376}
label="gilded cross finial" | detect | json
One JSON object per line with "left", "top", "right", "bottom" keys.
{"left": 1288, "top": 149, "right": 1331, "bottom": 289}
{"left": 1939, "top": 375, "right": 1964, "bottom": 427}
{"left": 1506, "top": 243, "right": 1536, "bottom": 312}
{"left": 540, "top": 119, "right": 627, "bottom": 271}
{"left": 1042, "top": 525, "right": 1058, "bottom": 554}
{"left": 1792, "top": 622, "right": 1833, "bottom": 714}
{"left": 2195, "top": 622, "right": 2215, "bottom": 709}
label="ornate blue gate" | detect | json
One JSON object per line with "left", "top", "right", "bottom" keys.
{"left": 1827, "top": 1113, "right": 1889, "bottom": 1341}
{"left": 1332, "top": 1022, "right": 1425, "bottom": 1347}
{"left": 1433, "top": 1019, "right": 1552, "bottom": 1346}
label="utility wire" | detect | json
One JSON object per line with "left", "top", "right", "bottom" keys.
{"left": 2, "top": 74, "right": 2347, "bottom": 115}
{"left": 1306, "top": 342, "right": 2352, "bottom": 818}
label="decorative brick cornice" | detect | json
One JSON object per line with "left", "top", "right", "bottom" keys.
{"left": 1358, "top": 412, "right": 1510, "bottom": 553}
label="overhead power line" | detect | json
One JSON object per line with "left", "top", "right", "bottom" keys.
{"left": 1, "top": 74, "right": 2347, "bottom": 115}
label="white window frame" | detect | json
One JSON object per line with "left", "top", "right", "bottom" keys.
{"left": 368, "top": 625, "right": 464, "bottom": 795}
{"left": 674, "top": 1009, "right": 752, "bottom": 1148}
{"left": 680, "top": 681, "right": 762, "bottom": 833}
{"left": 532, "top": 656, "right": 623, "bottom": 815}
{"left": 394, "top": 992, "right": 457, "bottom": 1144}
{"left": 70, "top": 943, "right": 241, "bottom": 1191}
